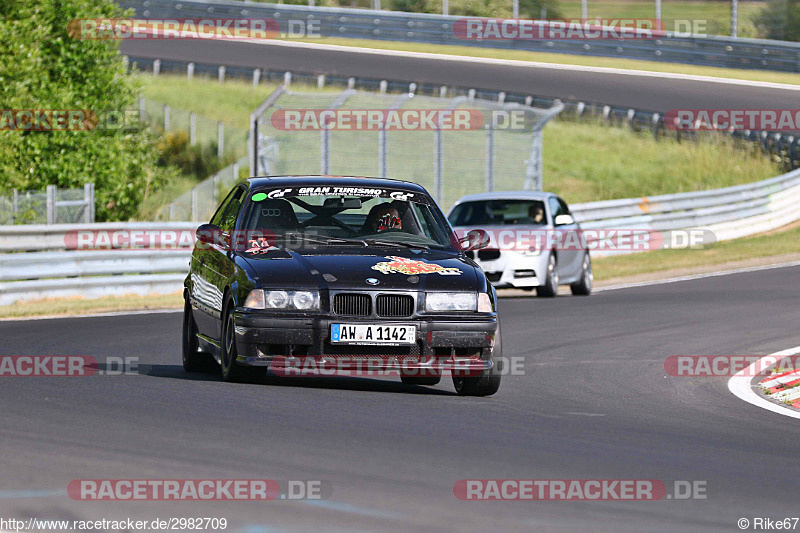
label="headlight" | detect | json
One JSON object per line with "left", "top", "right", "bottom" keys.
{"left": 426, "top": 292, "right": 477, "bottom": 312}
{"left": 244, "top": 289, "right": 320, "bottom": 311}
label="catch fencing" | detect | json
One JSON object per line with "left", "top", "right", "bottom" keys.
{"left": 0, "top": 184, "right": 95, "bottom": 225}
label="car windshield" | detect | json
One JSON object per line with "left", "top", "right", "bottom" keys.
{"left": 449, "top": 199, "right": 547, "bottom": 226}
{"left": 240, "top": 189, "right": 457, "bottom": 250}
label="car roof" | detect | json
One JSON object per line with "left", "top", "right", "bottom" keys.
{"left": 450, "top": 190, "right": 555, "bottom": 206}
{"left": 247, "top": 175, "right": 428, "bottom": 194}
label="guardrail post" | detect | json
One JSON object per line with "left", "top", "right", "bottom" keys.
{"left": 380, "top": 80, "right": 387, "bottom": 94}
{"left": 153, "top": 59, "right": 160, "bottom": 77}
{"left": 218, "top": 121, "right": 224, "bottom": 159}
{"left": 439, "top": 86, "right": 447, "bottom": 98}
{"left": 83, "top": 183, "right": 95, "bottom": 223}
{"left": 348, "top": 77, "right": 356, "bottom": 89}
{"left": 485, "top": 120, "right": 495, "bottom": 192}
{"left": 468, "top": 89, "right": 475, "bottom": 100}
{"left": 284, "top": 71, "right": 292, "bottom": 87}
{"left": 163, "top": 104, "right": 170, "bottom": 131}
{"left": 218, "top": 65, "right": 226, "bottom": 84}
{"left": 498, "top": 92, "right": 506, "bottom": 103}
{"left": 317, "top": 74, "right": 325, "bottom": 89}
{"left": 187, "top": 62, "right": 195, "bottom": 80}
{"left": 190, "top": 112, "right": 196, "bottom": 145}
{"left": 408, "top": 82, "right": 417, "bottom": 95}
{"left": 525, "top": 96, "right": 533, "bottom": 106}
{"left": 253, "top": 68, "right": 261, "bottom": 87}
{"left": 46, "top": 185, "right": 56, "bottom": 225}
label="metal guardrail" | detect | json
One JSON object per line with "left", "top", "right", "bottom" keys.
{"left": 2, "top": 167, "right": 799, "bottom": 304}
{"left": 120, "top": 0, "right": 800, "bottom": 73}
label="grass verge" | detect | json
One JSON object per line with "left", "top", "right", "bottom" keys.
{"left": 0, "top": 293, "right": 183, "bottom": 320}
{"left": 593, "top": 222, "right": 800, "bottom": 281}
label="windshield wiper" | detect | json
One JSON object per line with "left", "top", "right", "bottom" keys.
{"left": 363, "top": 239, "right": 430, "bottom": 250}
{"left": 283, "top": 232, "right": 368, "bottom": 247}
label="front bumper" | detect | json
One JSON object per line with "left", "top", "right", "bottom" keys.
{"left": 232, "top": 311, "right": 498, "bottom": 372}
{"left": 475, "top": 251, "right": 549, "bottom": 289}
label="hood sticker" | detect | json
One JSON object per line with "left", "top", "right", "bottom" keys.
{"left": 245, "top": 237, "right": 278, "bottom": 255}
{"left": 372, "top": 256, "right": 462, "bottom": 276}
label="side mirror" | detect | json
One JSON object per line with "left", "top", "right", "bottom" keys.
{"left": 196, "top": 223, "right": 227, "bottom": 248}
{"left": 459, "top": 229, "right": 491, "bottom": 251}
{"left": 554, "top": 214, "right": 575, "bottom": 226}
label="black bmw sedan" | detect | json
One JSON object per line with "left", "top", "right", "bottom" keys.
{"left": 183, "top": 176, "right": 502, "bottom": 396}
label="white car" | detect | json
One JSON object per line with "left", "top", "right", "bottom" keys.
{"left": 448, "top": 191, "right": 592, "bottom": 297}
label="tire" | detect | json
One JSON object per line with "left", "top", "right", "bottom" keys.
{"left": 570, "top": 253, "right": 593, "bottom": 296}
{"left": 401, "top": 374, "right": 441, "bottom": 386}
{"left": 182, "top": 297, "right": 205, "bottom": 372}
{"left": 220, "top": 299, "right": 251, "bottom": 382}
{"left": 536, "top": 254, "right": 558, "bottom": 298}
{"left": 452, "top": 325, "right": 502, "bottom": 397}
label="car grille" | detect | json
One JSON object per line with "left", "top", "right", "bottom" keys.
{"left": 486, "top": 272, "right": 502, "bottom": 283}
{"left": 324, "top": 342, "right": 422, "bottom": 356}
{"left": 333, "top": 293, "right": 371, "bottom": 316}
{"left": 478, "top": 249, "right": 501, "bottom": 261}
{"left": 376, "top": 294, "right": 414, "bottom": 317}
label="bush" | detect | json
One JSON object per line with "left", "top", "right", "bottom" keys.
{"left": 0, "top": 0, "right": 173, "bottom": 221}
{"left": 754, "top": 0, "right": 800, "bottom": 41}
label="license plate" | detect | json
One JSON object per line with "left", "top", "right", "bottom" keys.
{"left": 331, "top": 324, "right": 416, "bottom": 345}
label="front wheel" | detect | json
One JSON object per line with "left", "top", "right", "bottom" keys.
{"left": 182, "top": 297, "right": 205, "bottom": 372}
{"left": 452, "top": 325, "right": 502, "bottom": 397}
{"left": 536, "top": 254, "right": 558, "bottom": 298}
{"left": 220, "top": 300, "right": 251, "bottom": 382}
{"left": 570, "top": 253, "right": 593, "bottom": 296}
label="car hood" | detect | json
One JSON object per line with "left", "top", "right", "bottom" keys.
{"left": 239, "top": 248, "right": 479, "bottom": 292}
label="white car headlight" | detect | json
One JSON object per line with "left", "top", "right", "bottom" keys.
{"left": 426, "top": 292, "right": 477, "bottom": 312}
{"left": 244, "top": 289, "right": 320, "bottom": 311}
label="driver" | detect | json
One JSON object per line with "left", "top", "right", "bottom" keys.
{"left": 364, "top": 203, "right": 403, "bottom": 233}
{"left": 529, "top": 205, "right": 545, "bottom": 224}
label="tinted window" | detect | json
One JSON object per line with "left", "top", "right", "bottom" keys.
{"left": 449, "top": 200, "right": 547, "bottom": 226}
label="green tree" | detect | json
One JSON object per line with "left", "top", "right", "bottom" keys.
{"left": 755, "top": 0, "right": 800, "bottom": 41}
{"left": 0, "top": 0, "right": 173, "bottom": 221}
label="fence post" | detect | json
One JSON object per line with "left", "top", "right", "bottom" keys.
{"left": 379, "top": 126, "right": 387, "bottom": 178}
{"left": 442, "top": 0, "right": 448, "bottom": 15}
{"left": 512, "top": 0, "right": 519, "bottom": 18}
{"left": 485, "top": 121, "right": 495, "bottom": 192}
{"left": 153, "top": 59, "right": 160, "bottom": 76}
{"left": 524, "top": 130, "right": 543, "bottom": 191}
{"left": 233, "top": 162, "right": 240, "bottom": 181}
{"left": 190, "top": 112, "right": 196, "bottom": 145}
{"left": 164, "top": 104, "right": 170, "bottom": 131}
{"left": 320, "top": 129, "right": 330, "bottom": 175}
{"left": 12, "top": 189, "right": 18, "bottom": 224}
{"left": 213, "top": 174, "right": 220, "bottom": 203}
{"left": 218, "top": 121, "right": 224, "bottom": 159}
{"left": 433, "top": 125, "right": 443, "bottom": 205}
{"left": 139, "top": 95, "right": 145, "bottom": 122}
{"left": 218, "top": 65, "right": 226, "bottom": 83}
{"left": 191, "top": 188, "right": 198, "bottom": 222}
{"left": 83, "top": 183, "right": 95, "bottom": 223}
{"left": 169, "top": 202, "right": 175, "bottom": 221}
{"left": 46, "top": 185, "right": 56, "bottom": 225}
{"left": 253, "top": 68, "right": 261, "bottom": 87}
{"left": 187, "top": 62, "right": 195, "bottom": 80}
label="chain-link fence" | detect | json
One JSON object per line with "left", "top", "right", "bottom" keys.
{"left": 249, "top": 86, "right": 562, "bottom": 210}
{"left": 0, "top": 184, "right": 95, "bottom": 225}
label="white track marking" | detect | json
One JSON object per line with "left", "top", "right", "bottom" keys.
{"left": 594, "top": 260, "right": 800, "bottom": 292}
{"left": 242, "top": 38, "right": 800, "bottom": 91}
{"left": 728, "top": 346, "right": 800, "bottom": 420}
{"left": 0, "top": 308, "right": 181, "bottom": 322}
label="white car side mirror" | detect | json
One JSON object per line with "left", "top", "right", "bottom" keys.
{"left": 554, "top": 214, "right": 574, "bottom": 226}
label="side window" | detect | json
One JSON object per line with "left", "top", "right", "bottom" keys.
{"left": 218, "top": 187, "right": 245, "bottom": 231}
{"left": 557, "top": 197, "right": 571, "bottom": 216}
{"left": 547, "top": 197, "right": 564, "bottom": 222}
{"left": 210, "top": 187, "right": 239, "bottom": 226}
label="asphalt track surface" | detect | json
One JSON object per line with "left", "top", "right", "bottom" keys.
{"left": 2, "top": 265, "right": 799, "bottom": 532}
{"left": 119, "top": 39, "right": 800, "bottom": 111}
